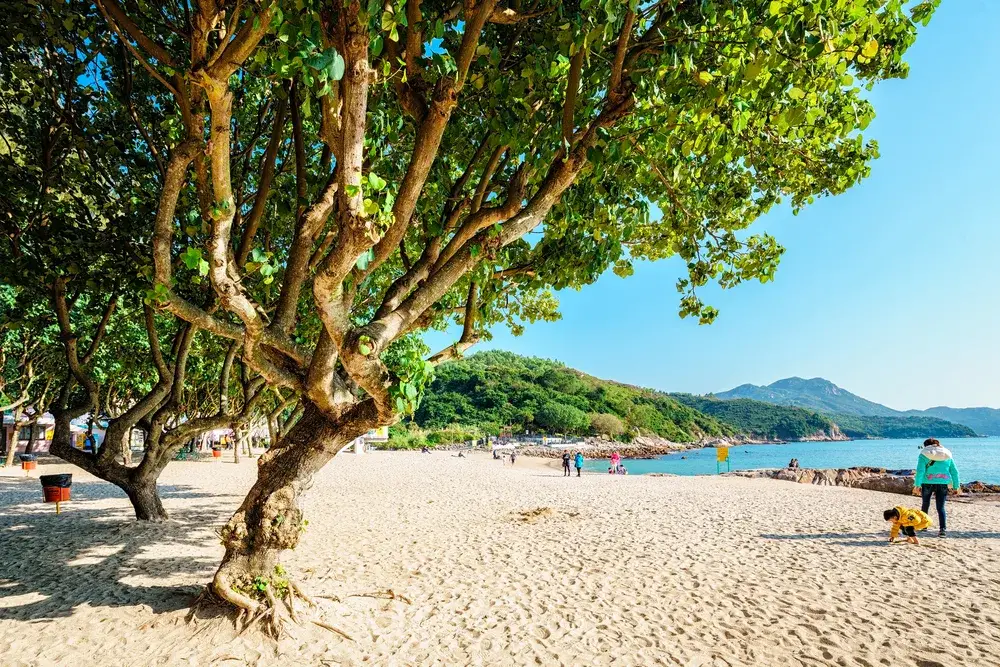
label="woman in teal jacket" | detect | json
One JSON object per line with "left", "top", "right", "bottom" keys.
{"left": 913, "top": 438, "right": 960, "bottom": 537}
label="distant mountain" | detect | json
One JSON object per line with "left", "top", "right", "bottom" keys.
{"left": 716, "top": 377, "right": 901, "bottom": 417}
{"left": 906, "top": 407, "right": 1000, "bottom": 437}
{"left": 717, "top": 377, "right": 988, "bottom": 437}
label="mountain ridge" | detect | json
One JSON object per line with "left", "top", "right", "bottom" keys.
{"left": 717, "top": 377, "right": 999, "bottom": 435}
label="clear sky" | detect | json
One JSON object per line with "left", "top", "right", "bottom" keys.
{"left": 427, "top": 3, "right": 1000, "bottom": 411}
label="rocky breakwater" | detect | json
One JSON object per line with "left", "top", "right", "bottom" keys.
{"left": 726, "top": 467, "right": 1000, "bottom": 497}
{"left": 519, "top": 435, "right": 692, "bottom": 460}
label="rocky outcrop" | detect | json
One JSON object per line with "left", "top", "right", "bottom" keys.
{"left": 519, "top": 435, "right": 690, "bottom": 460}
{"left": 725, "top": 467, "right": 1000, "bottom": 496}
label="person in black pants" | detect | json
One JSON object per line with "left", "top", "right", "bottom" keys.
{"left": 561, "top": 451, "right": 571, "bottom": 477}
{"left": 913, "top": 438, "right": 961, "bottom": 537}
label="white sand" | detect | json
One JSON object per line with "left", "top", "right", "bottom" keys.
{"left": 3, "top": 452, "right": 1000, "bottom": 666}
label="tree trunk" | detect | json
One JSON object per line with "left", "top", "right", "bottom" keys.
{"left": 211, "top": 402, "right": 376, "bottom": 610}
{"left": 233, "top": 425, "right": 241, "bottom": 464}
{"left": 4, "top": 421, "right": 20, "bottom": 467}
{"left": 122, "top": 471, "right": 169, "bottom": 521}
{"left": 24, "top": 421, "right": 38, "bottom": 454}
{"left": 49, "top": 410, "right": 173, "bottom": 521}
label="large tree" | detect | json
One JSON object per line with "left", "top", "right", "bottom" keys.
{"left": 4, "top": 0, "right": 936, "bottom": 628}
{"left": 0, "top": 4, "right": 280, "bottom": 518}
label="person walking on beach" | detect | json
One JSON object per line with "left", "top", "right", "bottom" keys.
{"left": 510, "top": 449, "right": 517, "bottom": 466}
{"left": 561, "top": 451, "right": 571, "bottom": 477}
{"left": 610, "top": 451, "right": 621, "bottom": 470}
{"left": 913, "top": 438, "right": 960, "bottom": 537}
{"left": 574, "top": 451, "right": 584, "bottom": 477}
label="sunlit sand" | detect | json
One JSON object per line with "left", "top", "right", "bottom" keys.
{"left": 3, "top": 453, "right": 1000, "bottom": 666}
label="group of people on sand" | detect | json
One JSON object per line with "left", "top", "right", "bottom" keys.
{"left": 607, "top": 451, "right": 628, "bottom": 475}
{"left": 561, "top": 451, "right": 584, "bottom": 477}
{"left": 884, "top": 438, "right": 961, "bottom": 544}
{"left": 558, "top": 450, "right": 627, "bottom": 477}
{"left": 493, "top": 448, "right": 517, "bottom": 465}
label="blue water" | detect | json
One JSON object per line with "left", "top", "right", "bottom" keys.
{"left": 583, "top": 437, "right": 1000, "bottom": 484}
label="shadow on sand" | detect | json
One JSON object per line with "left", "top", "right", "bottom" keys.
{"left": 0, "top": 475, "right": 240, "bottom": 622}
{"left": 761, "top": 530, "right": 1000, "bottom": 547}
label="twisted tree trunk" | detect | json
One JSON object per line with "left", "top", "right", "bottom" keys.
{"left": 211, "top": 401, "right": 378, "bottom": 614}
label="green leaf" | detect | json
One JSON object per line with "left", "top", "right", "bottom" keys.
{"left": 180, "top": 247, "right": 202, "bottom": 270}
{"left": 345, "top": 184, "right": 361, "bottom": 197}
{"left": 355, "top": 248, "right": 374, "bottom": 270}
{"left": 787, "top": 87, "right": 805, "bottom": 100}
{"left": 861, "top": 39, "right": 879, "bottom": 58}
{"left": 198, "top": 259, "right": 210, "bottom": 276}
{"left": 368, "top": 172, "right": 387, "bottom": 191}
{"left": 359, "top": 343, "right": 372, "bottom": 355}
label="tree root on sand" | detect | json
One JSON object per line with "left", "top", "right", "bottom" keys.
{"left": 347, "top": 588, "right": 412, "bottom": 605}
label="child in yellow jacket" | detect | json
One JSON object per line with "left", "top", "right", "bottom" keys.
{"left": 883, "top": 506, "right": 931, "bottom": 544}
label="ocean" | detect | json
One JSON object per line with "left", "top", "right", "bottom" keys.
{"left": 583, "top": 436, "right": 1000, "bottom": 484}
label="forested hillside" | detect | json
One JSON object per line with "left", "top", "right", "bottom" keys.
{"left": 830, "top": 414, "right": 977, "bottom": 439}
{"left": 414, "top": 352, "right": 732, "bottom": 443}
{"left": 408, "top": 353, "right": 979, "bottom": 444}
{"left": 671, "top": 395, "right": 841, "bottom": 441}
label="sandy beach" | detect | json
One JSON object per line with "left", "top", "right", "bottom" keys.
{"left": 3, "top": 452, "right": 1000, "bottom": 666}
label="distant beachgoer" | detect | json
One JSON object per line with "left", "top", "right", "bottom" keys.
{"left": 788, "top": 458, "right": 800, "bottom": 470}
{"left": 562, "top": 451, "right": 571, "bottom": 477}
{"left": 510, "top": 450, "right": 517, "bottom": 465}
{"left": 574, "top": 451, "right": 584, "bottom": 477}
{"left": 616, "top": 463, "right": 628, "bottom": 475}
{"left": 884, "top": 506, "right": 931, "bottom": 545}
{"left": 421, "top": 446, "right": 431, "bottom": 454}
{"left": 493, "top": 449, "right": 500, "bottom": 460}
{"left": 914, "top": 438, "right": 961, "bottom": 537}
{"left": 610, "top": 451, "right": 621, "bottom": 469}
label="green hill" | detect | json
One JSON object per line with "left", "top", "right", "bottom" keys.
{"left": 829, "top": 414, "right": 977, "bottom": 439}
{"left": 414, "top": 351, "right": 732, "bottom": 443}
{"left": 408, "top": 353, "right": 980, "bottom": 444}
{"left": 671, "top": 394, "right": 841, "bottom": 441}
{"left": 905, "top": 407, "right": 1000, "bottom": 436}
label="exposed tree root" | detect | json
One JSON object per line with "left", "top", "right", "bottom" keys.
{"left": 312, "top": 620, "right": 355, "bottom": 642}
{"left": 347, "top": 588, "right": 412, "bottom": 605}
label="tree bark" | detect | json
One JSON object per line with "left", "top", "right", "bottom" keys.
{"left": 121, "top": 470, "right": 169, "bottom": 521}
{"left": 211, "top": 401, "right": 377, "bottom": 610}
{"left": 24, "top": 421, "right": 39, "bottom": 454}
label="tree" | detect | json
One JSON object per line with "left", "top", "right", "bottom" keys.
{"left": 536, "top": 401, "right": 589, "bottom": 434}
{"left": 4, "top": 0, "right": 937, "bottom": 630}
{"left": 590, "top": 412, "right": 625, "bottom": 439}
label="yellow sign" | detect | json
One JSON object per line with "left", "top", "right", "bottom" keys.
{"left": 716, "top": 446, "right": 730, "bottom": 462}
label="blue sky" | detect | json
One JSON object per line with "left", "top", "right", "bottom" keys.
{"left": 427, "top": 2, "right": 1000, "bottom": 411}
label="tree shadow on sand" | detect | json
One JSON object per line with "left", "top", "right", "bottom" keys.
{"left": 760, "top": 531, "right": 1000, "bottom": 547}
{"left": 0, "top": 475, "right": 242, "bottom": 622}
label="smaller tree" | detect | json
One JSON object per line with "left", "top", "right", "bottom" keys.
{"left": 536, "top": 401, "right": 589, "bottom": 435}
{"left": 590, "top": 413, "right": 625, "bottom": 439}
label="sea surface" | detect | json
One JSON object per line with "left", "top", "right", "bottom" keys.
{"left": 583, "top": 436, "right": 1000, "bottom": 484}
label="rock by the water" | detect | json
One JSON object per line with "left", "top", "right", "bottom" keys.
{"left": 725, "top": 467, "right": 1000, "bottom": 496}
